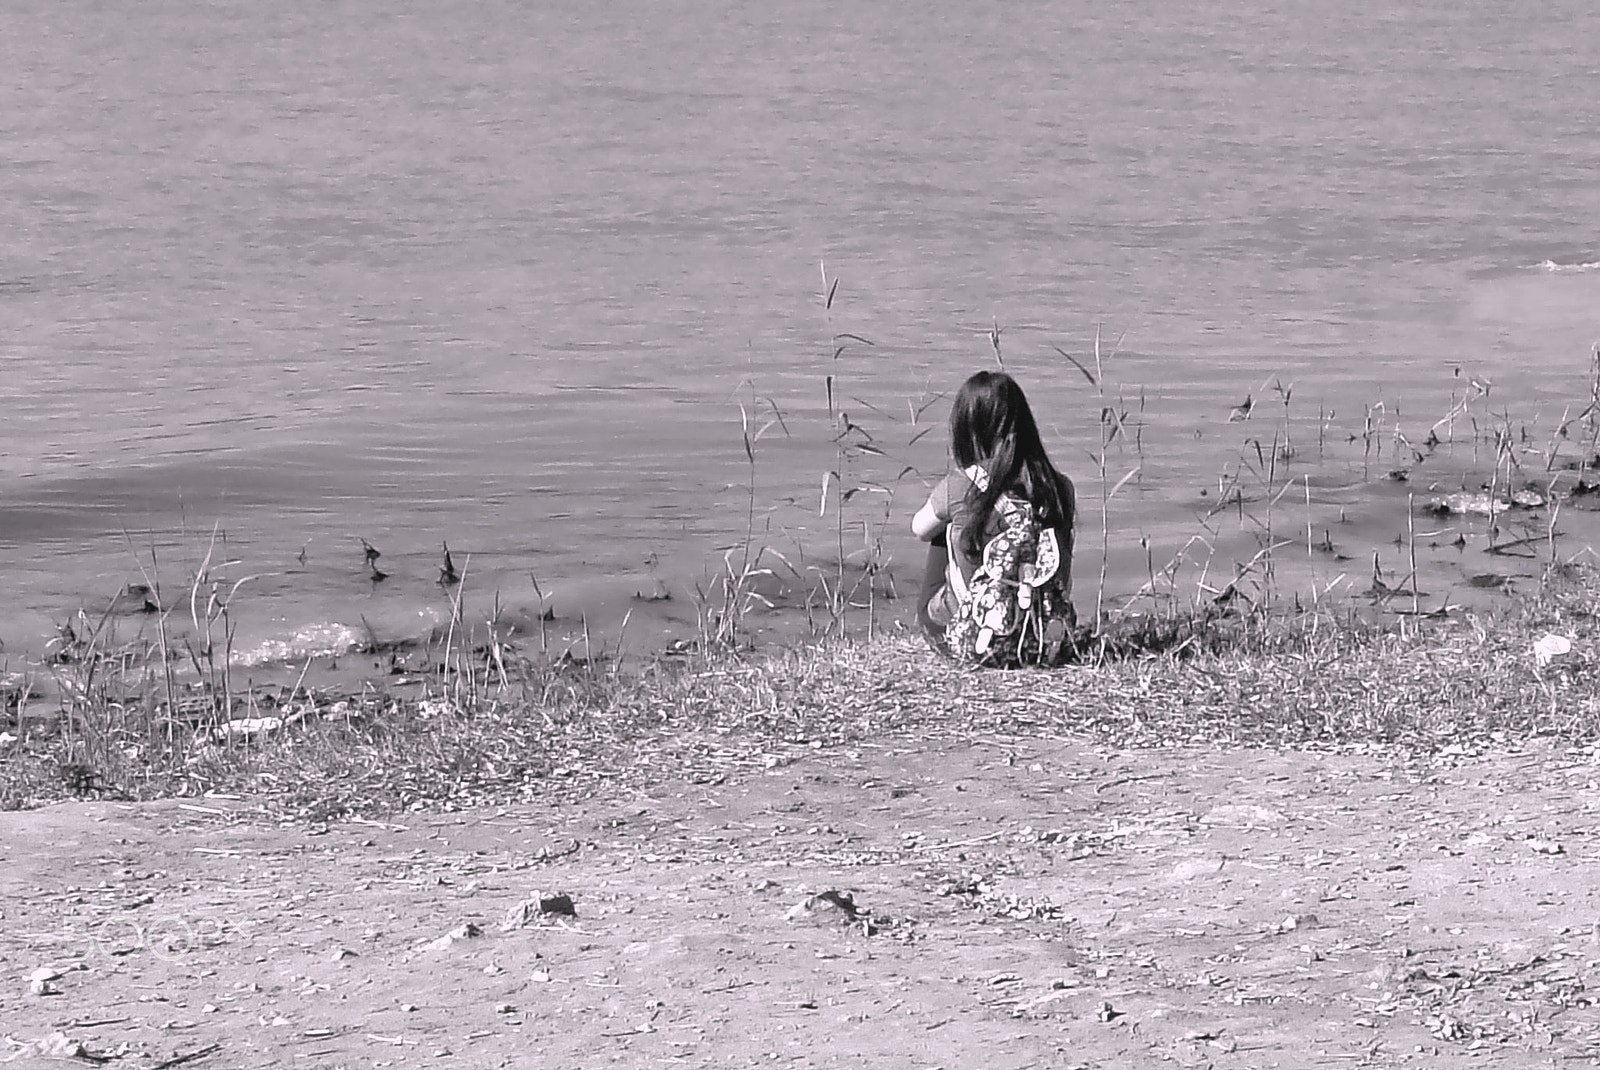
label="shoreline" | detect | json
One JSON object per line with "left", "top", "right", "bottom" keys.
{"left": 3, "top": 471, "right": 1587, "bottom": 704}
{"left": 4, "top": 560, "right": 1599, "bottom": 816}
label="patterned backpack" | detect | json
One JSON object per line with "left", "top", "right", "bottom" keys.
{"left": 944, "top": 466, "right": 1075, "bottom": 667}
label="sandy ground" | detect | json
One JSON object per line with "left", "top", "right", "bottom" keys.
{"left": 4, "top": 735, "right": 1600, "bottom": 1068}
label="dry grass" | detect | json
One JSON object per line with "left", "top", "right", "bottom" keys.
{"left": 6, "top": 565, "right": 1600, "bottom": 818}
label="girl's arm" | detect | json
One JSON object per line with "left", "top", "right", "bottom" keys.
{"left": 911, "top": 500, "right": 946, "bottom": 541}
{"left": 913, "top": 471, "right": 962, "bottom": 541}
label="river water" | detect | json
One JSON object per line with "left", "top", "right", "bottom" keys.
{"left": 3, "top": 0, "right": 1598, "bottom": 666}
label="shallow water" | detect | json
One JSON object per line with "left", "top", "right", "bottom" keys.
{"left": 3, "top": 0, "right": 1598, "bottom": 665}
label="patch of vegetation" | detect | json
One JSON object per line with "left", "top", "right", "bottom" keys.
{"left": 6, "top": 562, "right": 1599, "bottom": 818}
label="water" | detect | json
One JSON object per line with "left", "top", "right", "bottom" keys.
{"left": 3, "top": 0, "right": 1598, "bottom": 667}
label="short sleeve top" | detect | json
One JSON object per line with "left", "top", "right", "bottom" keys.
{"left": 925, "top": 466, "right": 990, "bottom": 584}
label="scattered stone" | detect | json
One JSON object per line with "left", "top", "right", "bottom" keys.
{"left": 935, "top": 877, "right": 985, "bottom": 897}
{"left": 1, "top": 1033, "right": 90, "bottom": 1061}
{"left": 501, "top": 892, "right": 577, "bottom": 931}
{"left": 208, "top": 716, "right": 289, "bottom": 744}
{"left": 1200, "top": 804, "right": 1283, "bottom": 828}
{"left": 415, "top": 922, "right": 482, "bottom": 952}
{"left": 26, "top": 967, "right": 67, "bottom": 996}
{"left": 1527, "top": 837, "right": 1565, "bottom": 855}
{"left": 1422, "top": 489, "right": 1545, "bottom": 517}
{"left": 1019, "top": 990, "right": 1074, "bottom": 1014}
{"left": 1533, "top": 634, "right": 1573, "bottom": 668}
{"left": 1166, "top": 855, "right": 1227, "bottom": 882}
{"left": 108, "top": 583, "right": 159, "bottom": 615}
{"left": 538, "top": 892, "right": 576, "bottom": 916}
{"left": 56, "top": 762, "right": 108, "bottom": 797}
{"left": 1423, "top": 493, "right": 1503, "bottom": 517}
{"left": 786, "top": 890, "right": 860, "bottom": 924}
{"left": 416, "top": 699, "right": 459, "bottom": 719}
{"left": 633, "top": 579, "right": 672, "bottom": 602}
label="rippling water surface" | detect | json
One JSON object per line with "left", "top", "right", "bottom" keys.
{"left": 3, "top": 0, "right": 1598, "bottom": 662}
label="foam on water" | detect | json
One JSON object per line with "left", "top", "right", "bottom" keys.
{"left": 231, "top": 623, "right": 367, "bottom": 669}
{"left": 1537, "top": 260, "right": 1600, "bottom": 274}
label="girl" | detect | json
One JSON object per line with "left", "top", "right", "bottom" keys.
{"left": 913, "top": 371, "right": 1077, "bottom": 664}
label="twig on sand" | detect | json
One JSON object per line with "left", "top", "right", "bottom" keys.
{"left": 151, "top": 1043, "right": 222, "bottom": 1070}
{"left": 1484, "top": 533, "right": 1545, "bottom": 557}
{"left": 1096, "top": 773, "right": 1172, "bottom": 793}
{"left": 914, "top": 831, "right": 1004, "bottom": 851}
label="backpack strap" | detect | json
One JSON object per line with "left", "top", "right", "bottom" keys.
{"left": 946, "top": 530, "right": 968, "bottom": 604}
{"left": 944, "top": 465, "right": 991, "bottom": 605}
{"left": 1017, "top": 528, "right": 1060, "bottom": 610}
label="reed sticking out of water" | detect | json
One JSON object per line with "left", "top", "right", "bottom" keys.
{"left": 1360, "top": 400, "right": 1383, "bottom": 482}
{"left": 689, "top": 388, "right": 790, "bottom": 652}
{"left": 1054, "top": 327, "right": 1138, "bottom": 628}
{"left": 1584, "top": 342, "right": 1600, "bottom": 482}
{"left": 437, "top": 551, "right": 471, "bottom": 701}
{"left": 697, "top": 264, "right": 906, "bottom": 649}
{"left": 128, "top": 543, "right": 179, "bottom": 741}
{"left": 817, "top": 262, "right": 893, "bottom": 638}
{"left": 1105, "top": 343, "right": 1600, "bottom": 626}
{"left": 1406, "top": 494, "right": 1420, "bottom": 616}
{"left": 184, "top": 524, "right": 258, "bottom": 723}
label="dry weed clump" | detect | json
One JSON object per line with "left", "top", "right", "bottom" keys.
{"left": 5, "top": 568, "right": 1600, "bottom": 817}
{"left": 918, "top": 568, "right": 1600, "bottom": 748}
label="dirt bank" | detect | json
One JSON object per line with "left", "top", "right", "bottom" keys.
{"left": 4, "top": 736, "right": 1599, "bottom": 1068}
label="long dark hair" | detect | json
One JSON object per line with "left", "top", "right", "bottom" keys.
{"left": 950, "top": 371, "right": 1075, "bottom": 562}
